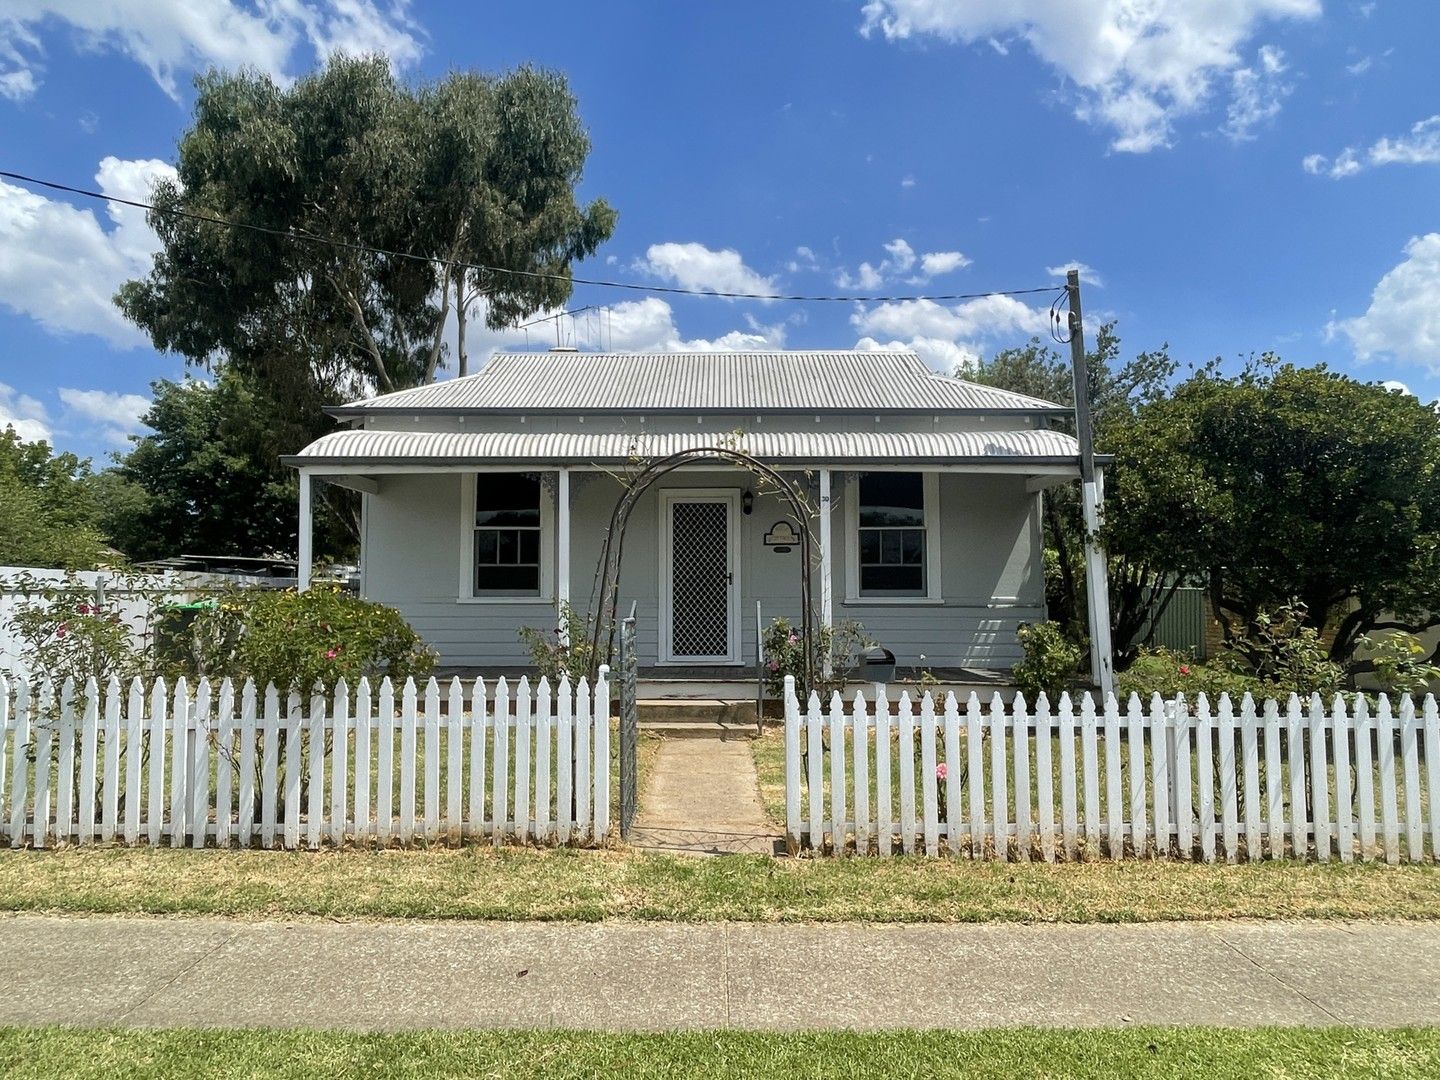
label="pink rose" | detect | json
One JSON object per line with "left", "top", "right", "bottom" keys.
{"left": 1179, "top": 665, "right": 1191, "bottom": 676}
{"left": 325, "top": 648, "right": 338, "bottom": 660}
{"left": 936, "top": 762, "right": 948, "bottom": 781}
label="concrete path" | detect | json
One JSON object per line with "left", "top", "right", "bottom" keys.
{"left": 2, "top": 915, "right": 1437, "bottom": 1031}
{"left": 628, "top": 735, "right": 780, "bottom": 855}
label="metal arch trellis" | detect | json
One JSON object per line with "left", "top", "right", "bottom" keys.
{"left": 585, "top": 446, "right": 818, "bottom": 694}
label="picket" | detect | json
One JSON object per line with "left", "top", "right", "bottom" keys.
{"left": 831, "top": 691, "right": 848, "bottom": 853}
{"left": 1400, "top": 695, "right": 1423, "bottom": 863}
{"left": 423, "top": 678, "right": 440, "bottom": 842}
{"left": 100, "top": 677, "right": 121, "bottom": 843}
{"left": 854, "top": 691, "right": 872, "bottom": 855}
{"left": 1172, "top": 701, "right": 1194, "bottom": 858}
{"left": 897, "top": 692, "right": 916, "bottom": 855}
{"left": 1126, "top": 694, "right": 1148, "bottom": 857}
{"left": 399, "top": 679, "right": 417, "bottom": 844}
{"left": 1287, "top": 695, "right": 1306, "bottom": 860}
{"left": 355, "top": 677, "right": 372, "bottom": 840}
{"left": 238, "top": 681, "right": 259, "bottom": 847}
{"left": 126, "top": 679, "right": 145, "bottom": 845}
{"left": 513, "top": 678, "right": 531, "bottom": 844}
{"left": 965, "top": 692, "right": 984, "bottom": 858}
{"left": 1377, "top": 695, "right": 1400, "bottom": 866}
{"left": 1012, "top": 695, "right": 1031, "bottom": 862}
{"left": 1034, "top": 694, "right": 1056, "bottom": 864}
{"left": 533, "top": 677, "right": 551, "bottom": 844}
{"left": 574, "top": 676, "right": 591, "bottom": 842}
{"left": 805, "top": 692, "right": 823, "bottom": 850}
{"left": 0, "top": 677, "right": 8, "bottom": 841}
{"left": 76, "top": 678, "right": 96, "bottom": 844}
{"left": 1263, "top": 699, "right": 1284, "bottom": 860}
{"left": 1426, "top": 696, "right": 1440, "bottom": 862}
{"left": 1218, "top": 695, "right": 1239, "bottom": 863}
{"left": 283, "top": 691, "right": 302, "bottom": 850}
{"left": 1104, "top": 695, "right": 1123, "bottom": 859}
{"left": 1058, "top": 694, "right": 1078, "bottom": 861}
{"left": 555, "top": 677, "right": 571, "bottom": 846}
{"left": 377, "top": 678, "right": 395, "bottom": 843}
{"left": 492, "top": 678, "right": 510, "bottom": 845}
{"left": 148, "top": 679, "right": 168, "bottom": 847}
{"left": 306, "top": 687, "right": 325, "bottom": 850}
{"left": 1310, "top": 694, "right": 1331, "bottom": 863}
{"left": 874, "top": 689, "right": 893, "bottom": 856}
{"left": 60, "top": 679, "right": 79, "bottom": 844}
{"left": 942, "top": 692, "right": 961, "bottom": 856}
{"left": 333, "top": 679, "right": 351, "bottom": 844}
{"left": 191, "top": 679, "right": 212, "bottom": 848}
{"left": 215, "top": 679, "right": 234, "bottom": 848}
{"left": 593, "top": 668, "right": 611, "bottom": 841}
{"left": 33, "top": 681, "right": 53, "bottom": 848}
{"left": 1355, "top": 695, "right": 1376, "bottom": 860}
{"left": 1080, "top": 694, "right": 1100, "bottom": 854}
{"left": 1332, "top": 694, "right": 1354, "bottom": 863}
{"left": 1241, "top": 696, "right": 1261, "bottom": 861}
{"left": 1195, "top": 695, "right": 1215, "bottom": 862}
{"left": 9, "top": 681, "right": 30, "bottom": 847}
{"left": 919, "top": 692, "right": 938, "bottom": 857}
{"left": 783, "top": 676, "right": 800, "bottom": 851}
{"left": 169, "top": 679, "right": 189, "bottom": 848}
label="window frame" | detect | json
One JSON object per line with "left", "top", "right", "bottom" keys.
{"left": 843, "top": 470, "right": 943, "bottom": 605}
{"left": 457, "top": 471, "right": 555, "bottom": 604}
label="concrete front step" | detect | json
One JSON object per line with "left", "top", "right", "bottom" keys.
{"left": 636, "top": 699, "right": 760, "bottom": 733}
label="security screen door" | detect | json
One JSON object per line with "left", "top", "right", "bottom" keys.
{"left": 660, "top": 490, "right": 740, "bottom": 663}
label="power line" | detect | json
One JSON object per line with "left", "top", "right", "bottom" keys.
{"left": 0, "top": 168, "right": 1066, "bottom": 306}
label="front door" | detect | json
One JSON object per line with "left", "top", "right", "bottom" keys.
{"left": 660, "top": 490, "right": 740, "bottom": 664}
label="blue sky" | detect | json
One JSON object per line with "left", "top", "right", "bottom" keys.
{"left": 1, "top": 0, "right": 1437, "bottom": 462}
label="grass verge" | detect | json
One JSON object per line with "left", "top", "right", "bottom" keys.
{"left": 2, "top": 1026, "right": 1438, "bottom": 1079}
{"left": 1, "top": 845, "right": 1438, "bottom": 922}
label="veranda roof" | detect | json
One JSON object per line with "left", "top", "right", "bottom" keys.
{"left": 284, "top": 428, "right": 1097, "bottom": 468}
{"left": 326, "top": 351, "right": 1068, "bottom": 416}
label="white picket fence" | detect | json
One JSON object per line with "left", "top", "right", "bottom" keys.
{"left": 0, "top": 671, "right": 611, "bottom": 849}
{"left": 783, "top": 679, "right": 1439, "bottom": 864}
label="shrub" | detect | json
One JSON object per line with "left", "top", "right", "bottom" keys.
{"left": 1011, "top": 621, "right": 1081, "bottom": 702}
{"left": 1, "top": 570, "right": 156, "bottom": 688}
{"left": 518, "top": 603, "right": 597, "bottom": 684}
{"left": 1118, "top": 648, "right": 1262, "bottom": 702}
{"left": 1357, "top": 632, "right": 1440, "bottom": 697}
{"left": 187, "top": 586, "right": 435, "bottom": 693}
{"left": 1226, "top": 602, "right": 1344, "bottom": 699}
{"left": 761, "top": 616, "right": 869, "bottom": 700}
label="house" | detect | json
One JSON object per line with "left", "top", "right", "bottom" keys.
{"left": 284, "top": 349, "right": 1112, "bottom": 692}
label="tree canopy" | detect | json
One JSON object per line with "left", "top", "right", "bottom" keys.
{"left": 1106, "top": 361, "right": 1440, "bottom": 662}
{"left": 98, "top": 371, "right": 354, "bottom": 564}
{"left": 117, "top": 55, "right": 617, "bottom": 406}
{"left": 0, "top": 427, "right": 108, "bottom": 569}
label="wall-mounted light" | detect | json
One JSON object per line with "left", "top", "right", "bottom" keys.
{"left": 741, "top": 489, "right": 754, "bottom": 515}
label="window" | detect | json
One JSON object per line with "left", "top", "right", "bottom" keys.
{"left": 856, "top": 472, "right": 928, "bottom": 596}
{"left": 473, "top": 473, "right": 542, "bottom": 595}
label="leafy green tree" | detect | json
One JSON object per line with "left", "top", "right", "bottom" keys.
{"left": 1105, "top": 361, "right": 1440, "bottom": 665}
{"left": 968, "top": 325, "right": 1177, "bottom": 663}
{"left": 117, "top": 56, "right": 617, "bottom": 399}
{"left": 99, "top": 371, "right": 354, "bottom": 563}
{"left": 0, "top": 427, "right": 109, "bottom": 569}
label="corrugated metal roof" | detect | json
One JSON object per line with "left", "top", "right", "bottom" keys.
{"left": 286, "top": 428, "right": 1086, "bottom": 466}
{"left": 329, "top": 351, "right": 1067, "bottom": 415}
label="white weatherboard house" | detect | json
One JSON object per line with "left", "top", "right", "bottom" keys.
{"left": 286, "top": 350, "right": 1111, "bottom": 692}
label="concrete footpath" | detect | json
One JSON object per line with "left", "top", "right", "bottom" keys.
{"left": 2, "top": 915, "right": 1438, "bottom": 1031}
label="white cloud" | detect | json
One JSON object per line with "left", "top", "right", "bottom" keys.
{"left": 785, "top": 245, "right": 819, "bottom": 273}
{"left": 0, "top": 0, "right": 423, "bottom": 101}
{"left": 837, "top": 262, "right": 885, "bottom": 291}
{"left": 900, "top": 174, "right": 917, "bottom": 188}
{"left": 0, "top": 382, "right": 51, "bottom": 443}
{"left": 1345, "top": 56, "right": 1373, "bottom": 76}
{"left": 1304, "top": 115, "right": 1440, "bottom": 178}
{"left": 57, "top": 387, "right": 151, "bottom": 447}
{"left": 637, "top": 242, "right": 776, "bottom": 300}
{"left": 1046, "top": 260, "right": 1103, "bottom": 287}
{"left": 0, "top": 156, "right": 177, "bottom": 346}
{"left": 919, "top": 250, "right": 971, "bottom": 277}
{"left": 1381, "top": 380, "right": 1413, "bottom": 396}
{"left": 882, "top": 238, "right": 916, "bottom": 273}
{"left": 1222, "top": 45, "right": 1292, "bottom": 142}
{"left": 851, "top": 294, "right": 1049, "bottom": 370}
{"left": 859, "top": 0, "right": 1320, "bottom": 152}
{"left": 455, "top": 297, "right": 785, "bottom": 366}
{"left": 1327, "top": 234, "right": 1440, "bottom": 371}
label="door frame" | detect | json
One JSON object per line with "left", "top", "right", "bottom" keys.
{"left": 658, "top": 488, "right": 742, "bottom": 665}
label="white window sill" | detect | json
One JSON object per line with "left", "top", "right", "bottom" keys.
{"left": 841, "top": 596, "right": 945, "bottom": 606}
{"left": 456, "top": 595, "right": 553, "bottom": 605}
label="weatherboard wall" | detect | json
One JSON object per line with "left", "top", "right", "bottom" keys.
{"left": 360, "top": 470, "right": 1043, "bottom": 671}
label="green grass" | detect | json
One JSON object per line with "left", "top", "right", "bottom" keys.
{"left": 2, "top": 845, "right": 1439, "bottom": 922}
{"left": 1, "top": 1026, "right": 1437, "bottom": 1079}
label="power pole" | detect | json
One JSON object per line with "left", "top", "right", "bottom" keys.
{"left": 1066, "top": 269, "right": 1115, "bottom": 698}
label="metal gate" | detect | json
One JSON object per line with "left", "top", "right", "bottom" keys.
{"left": 618, "top": 606, "right": 639, "bottom": 839}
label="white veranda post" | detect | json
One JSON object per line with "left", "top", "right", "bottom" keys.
{"left": 556, "top": 467, "right": 571, "bottom": 642}
{"left": 297, "top": 469, "right": 313, "bottom": 592}
{"left": 818, "top": 468, "right": 833, "bottom": 650}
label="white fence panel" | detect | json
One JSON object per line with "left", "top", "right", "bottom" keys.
{"left": 0, "top": 671, "right": 612, "bottom": 850}
{"left": 785, "top": 686, "right": 1437, "bottom": 866}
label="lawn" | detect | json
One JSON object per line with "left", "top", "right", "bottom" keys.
{"left": 1, "top": 1026, "right": 1437, "bottom": 1079}
{"left": 2, "top": 845, "right": 1439, "bottom": 922}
